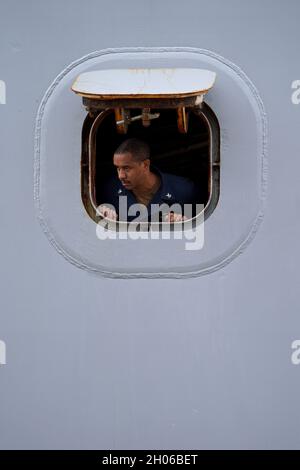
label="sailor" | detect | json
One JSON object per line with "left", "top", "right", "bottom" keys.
{"left": 98, "top": 138, "right": 200, "bottom": 223}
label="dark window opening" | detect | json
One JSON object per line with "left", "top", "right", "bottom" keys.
{"left": 81, "top": 103, "right": 220, "bottom": 225}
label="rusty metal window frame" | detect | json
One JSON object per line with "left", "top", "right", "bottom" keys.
{"left": 81, "top": 103, "right": 220, "bottom": 229}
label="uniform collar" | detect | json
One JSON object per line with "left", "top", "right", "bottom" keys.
{"left": 116, "top": 165, "right": 176, "bottom": 204}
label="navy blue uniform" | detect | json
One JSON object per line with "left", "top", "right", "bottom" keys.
{"left": 100, "top": 166, "right": 200, "bottom": 222}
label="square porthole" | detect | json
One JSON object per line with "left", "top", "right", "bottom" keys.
{"left": 35, "top": 48, "right": 266, "bottom": 277}
{"left": 72, "top": 68, "right": 220, "bottom": 230}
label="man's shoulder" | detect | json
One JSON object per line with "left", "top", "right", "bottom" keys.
{"left": 99, "top": 174, "right": 123, "bottom": 205}
{"left": 161, "top": 171, "right": 198, "bottom": 198}
{"left": 163, "top": 171, "right": 194, "bottom": 186}
{"left": 101, "top": 174, "right": 122, "bottom": 192}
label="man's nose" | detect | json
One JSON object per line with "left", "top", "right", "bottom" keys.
{"left": 118, "top": 169, "right": 126, "bottom": 179}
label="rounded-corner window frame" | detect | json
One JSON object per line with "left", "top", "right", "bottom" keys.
{"left": 80, "top": 102, "right": 220, "bottom": 230}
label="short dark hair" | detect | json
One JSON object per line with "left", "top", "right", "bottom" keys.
{"left": 114, "top": 138, "right": 150, "bottom": 162}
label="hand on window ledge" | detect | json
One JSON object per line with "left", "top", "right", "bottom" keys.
{"left": 98, "top": 205, "right": 118, "bottom": 221}
{"left": 164, "top": 212, "right": 188, "bottom": 223}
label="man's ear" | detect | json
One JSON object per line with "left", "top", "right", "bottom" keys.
{"left": 143, "top": 159, "right": 151, "bottom": 171}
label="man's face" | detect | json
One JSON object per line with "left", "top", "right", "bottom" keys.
{"left": 113, "top": 152, "right": 148, "bottom": 190}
